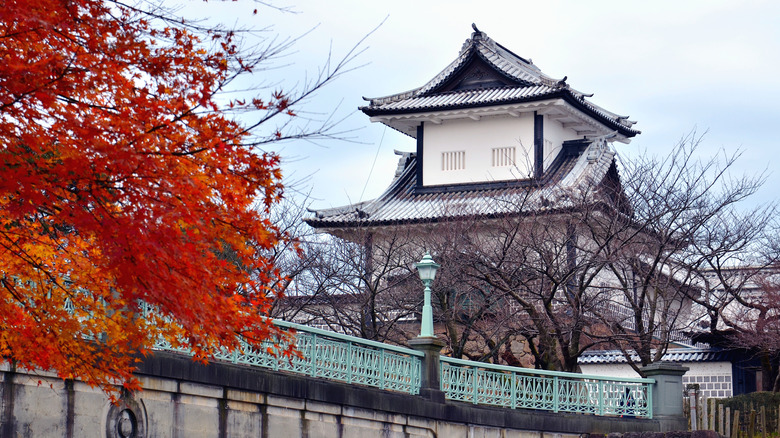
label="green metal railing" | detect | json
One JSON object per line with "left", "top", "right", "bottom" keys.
{"left": 68, "top": 300, "right": 657, "bottom": 417}
{"left": 137, "top": 301, "right": 653, "bottom": 416}
{"left": 440, "top": 356, "right": 654, "bottom": 418}
{"left": 149, "top": 316, "right": 423, "bottom": 395}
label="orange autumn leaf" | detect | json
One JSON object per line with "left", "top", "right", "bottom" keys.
{"left": 0, "top": 0, "right": 295, "bottom": 398}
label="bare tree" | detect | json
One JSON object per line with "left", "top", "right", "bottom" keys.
{"left": 724, "top": 267, "right": 780, "bottom": 391}
{"left": 270, "top": 216, "right": 422, "bottom": 343}
{"left": 691, "top": 220, "right": 780, "bottom": 391}
{"left": 271, "top": 207, "right": 525, "bottom": 358}
{"left": 419, "top": 217, "right": 527, "bottom": 363}
{"left": 448, "top": 186, "right": 615, "bottom": 371}
{"left": 433, "top": 133, "right": 773, "bottom": 374}
{"left": 285, "top": 133, "right": 773, "bottom": 376}
{"left": 586, "top": 133, "right": 773, "bottom": 375}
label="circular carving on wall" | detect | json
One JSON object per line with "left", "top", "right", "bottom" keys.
{"left": 116, "top": 409, "right": 137, "bottom": 437}
{"left": 105, "top": 397, "right": 146, "bottom": 438}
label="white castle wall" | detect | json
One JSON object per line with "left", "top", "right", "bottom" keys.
{"left": 422, "top": 114, "right": 534, "bottom": 186}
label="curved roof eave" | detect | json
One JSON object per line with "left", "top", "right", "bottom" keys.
{"left": 360, "top": 28, "right": 639, "bottom": 136}
{"left": 306, "top": 138, "right": 621, "bottom": 229}
{"left": 361, "top": 90, "right": 640, "bottom": 138}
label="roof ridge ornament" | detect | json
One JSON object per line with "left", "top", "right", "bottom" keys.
{"left": 471, "top": 23, "right": 485, "bottom": 40}
{"left": 463, "top": 23, "right": 495, "bottom": 52}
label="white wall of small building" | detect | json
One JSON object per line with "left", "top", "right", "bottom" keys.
{"left": 581, "top": 361, "right": 734, "bottom": 398}
{"left": 580, "top": 363, "right": 642, "bottom": 379}
{"left": 421, "top": 113, "right": 583, "bottom": 186}
{"left": 542, "top": 115, "right": 574, "bottom": 171}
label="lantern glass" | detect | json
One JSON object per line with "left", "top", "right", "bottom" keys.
{"left": 415, "top": 253, "right": 440, "bottom": 283}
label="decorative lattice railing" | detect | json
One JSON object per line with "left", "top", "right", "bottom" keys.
{"left": 440, "top": 356, "right": 654, "bottom": 418}
{"left": 149, "top": 316, "right": 423, "bottom": 395}
{"left": 139, "top": 298, "right": 652, "bottom": 416}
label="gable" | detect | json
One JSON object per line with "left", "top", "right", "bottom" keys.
{"left": 436, "top": 56, "right": 519, "bottom": 93}
{"left": 361, "top": 28, "right": 640, "bottom": 141}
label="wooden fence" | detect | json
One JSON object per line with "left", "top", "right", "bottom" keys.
{"left": 686, "top": 388, "right": 780, "bottom": 437}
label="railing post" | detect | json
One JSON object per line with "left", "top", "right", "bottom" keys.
{"left": 510, "top": 373, "right": 517, "bottom": 409}
{"left": 473, "top": 368, "right": 479, "bottom": 404}
{"left": 309, "top": 333, "right": 318, "bottom": 377}
{"left": 347, "top": 342, "right": 353, "bottom": 384}
{"left": 598, "top": 380, "right": 605, "bottom": 415}
{"left": 641, "top": 362, "right": 688, "bottom": 431}
{"left": 408, "top": 336, "right": 445, "bottom": 403}
{"left": 553, "top": 376, "right": 559, "bottom": 413}
{"left": 379, "top": 349, "right": 386, "bottom": 390}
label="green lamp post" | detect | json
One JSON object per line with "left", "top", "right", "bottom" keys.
{"left": 415, "top": 252, "right": 440, "bottom": 338}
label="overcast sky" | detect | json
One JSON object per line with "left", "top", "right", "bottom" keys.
{"left": 187, "top": 0, "right": 780, "bottom": 210}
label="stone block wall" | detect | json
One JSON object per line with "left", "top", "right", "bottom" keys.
{"left": 0, "top": 353, "right": 666, "bottom": 437}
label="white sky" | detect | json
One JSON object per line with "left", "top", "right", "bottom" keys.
{"left": 186, "top": 0, "right": 780, "bottom": 210}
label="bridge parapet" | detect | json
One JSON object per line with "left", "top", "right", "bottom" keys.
{"left": 441, "top": 356, "right": 653, "bottom": 418}
{"left": 148, "top": 317, "right": 680, "bottom": 426}
{"left": 0, "top": 315, "right": 687, "bottom": 436}
{"left": 151, "top": 321, "right": 655, "bottom": 418}
{"left": 152, "top": 318, "right": 424, "bottom": 395}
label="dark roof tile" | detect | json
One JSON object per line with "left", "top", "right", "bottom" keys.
{"left": 360, "top": 29, "right": 639, "bottom": 137}
{"left": 306, "top": 139, "right": 615, "bottom": 228}
{"left": 578, "top": 348, "right": 737, "bottom": 365}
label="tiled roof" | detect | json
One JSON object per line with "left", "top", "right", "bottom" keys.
{"left": 366, "top": 85, "right": 559, "bottom": 113}
{"left": 361, "top": 27, "right": 639, "bottom": 138}
{"left": 578, "top": 348, "right": 736, "bottom": 365}
{"left": 306, "top": 139, "right": 616, "bottom": 228}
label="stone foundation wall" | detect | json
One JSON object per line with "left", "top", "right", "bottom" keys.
{"left": 0, "top": 353, "right": 667, "bottom": 437}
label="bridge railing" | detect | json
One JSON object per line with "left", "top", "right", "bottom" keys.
{"left": 440, "top": 356, "right": 654, "bottom": 418}
{"left": 143, "top": 305, "right": 653, "bottom": 417}
{"left": 150, "top": 317, "right": 423, "bottom": 395}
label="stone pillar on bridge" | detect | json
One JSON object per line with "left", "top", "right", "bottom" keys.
{"left": 408, "top": 336, "right": 446, "bottom": 403}
{"left": 640, "top": 361, "right": 689, "bottom": 432}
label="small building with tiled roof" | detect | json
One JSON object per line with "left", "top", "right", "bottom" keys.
{"left": 307, "top": 25, "right": 639, "bottom": 232}
{"left": 579, "top": 348, "right": 761, "bottom": 398}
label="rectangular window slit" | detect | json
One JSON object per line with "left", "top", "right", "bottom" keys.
{"left": 491, "top": 147, "right": 516, "bottom": 167}
{"left": 442, "top": 151, "right": 466, "bottom": 171}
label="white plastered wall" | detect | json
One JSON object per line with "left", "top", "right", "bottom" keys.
{"left": 542, "top": 115, "right": 579, "bottom": 171}
{"left": 422, "top": 114, "right": 534, "bottom": 186}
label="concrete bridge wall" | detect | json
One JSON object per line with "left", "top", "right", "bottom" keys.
{"left": 1, "top": 352, "right": 670, "bottom": 438}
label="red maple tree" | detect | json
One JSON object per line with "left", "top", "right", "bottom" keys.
{"left": 0, "top": 0, "right": 319, "bottom": 395}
